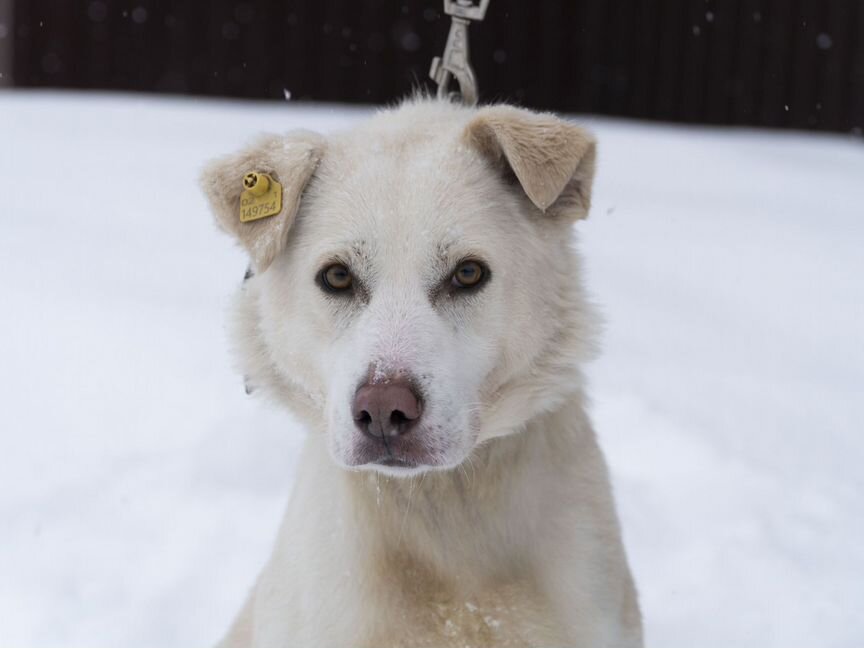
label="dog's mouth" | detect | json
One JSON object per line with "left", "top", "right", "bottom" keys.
{"left": 352, "top": 444, "right": 431, "bottom": 471}
{"left": 361, "top": 452, "right": 442, "bottom": 477}
{"left": 375, "top": 457, "right": 417, "bottom": 469}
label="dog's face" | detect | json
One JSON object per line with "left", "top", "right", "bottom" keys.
{"left": 202, "top": 101, "right": 597, "bottom": 476}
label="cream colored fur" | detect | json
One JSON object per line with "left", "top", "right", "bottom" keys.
{"left": 201, "top": 98, "right": 642, "bottom": 647}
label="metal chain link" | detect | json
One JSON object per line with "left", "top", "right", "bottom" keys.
{"left": 429, "top": 0, "right": 491, "bottom": 106}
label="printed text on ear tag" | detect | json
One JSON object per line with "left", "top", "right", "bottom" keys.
{"left": 240, "top": 171, "right": 283, "bottom": 222}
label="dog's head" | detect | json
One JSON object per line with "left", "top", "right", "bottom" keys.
{"left": 201, "top": 100, "right": 598, "bottom": 476}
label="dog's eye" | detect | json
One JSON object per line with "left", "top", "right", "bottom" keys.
{"left": 451, "top": 260, "right": 486, "bottom": 289}
{"left": 320, "top": 263, "right": 353, "bottom": 292}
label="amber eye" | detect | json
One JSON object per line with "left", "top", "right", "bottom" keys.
{"left": 451, "top": 260, "right": 486, "bottom": 289}
{"left": 320, "top": 263, "right": 353, "bottom": 292}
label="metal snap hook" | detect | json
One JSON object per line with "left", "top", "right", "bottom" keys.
{"left": 429, "top": 0, "right": 491, "bottom": 106}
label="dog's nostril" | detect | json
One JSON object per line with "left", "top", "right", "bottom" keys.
{"left": 357, "top": 410, "right": 372, "bottom": 425}
{"left": 390, "top": 410, "right": 408, "bottom": 427}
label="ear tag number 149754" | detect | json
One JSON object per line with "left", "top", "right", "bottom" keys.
{"left": 240, "top": 171, "right": 283, "bottom": 223}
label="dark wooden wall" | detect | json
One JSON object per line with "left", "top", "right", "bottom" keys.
{"left": 9, "top": 0, "right": 864, "bottom": 134}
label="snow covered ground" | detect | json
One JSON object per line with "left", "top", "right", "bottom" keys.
{"left": 1, "top": 91, "right": 862, "bottom": 648}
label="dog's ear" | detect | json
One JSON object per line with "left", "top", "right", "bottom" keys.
{"left": 200, "top": 131, "right": 324, "bottom": 272}
{"left": 464, "top": 106, "right": 596, "bottom": 219}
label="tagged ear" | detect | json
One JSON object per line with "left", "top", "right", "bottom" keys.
{"left": 200, "top": 131, "right": 324, "bottom": 272}
{"left": 464, "top": 106, "right": 596, "bottom": 218}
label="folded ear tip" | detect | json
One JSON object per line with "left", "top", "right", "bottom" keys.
{"left": 526, "top": 187, "right": 553, "bottom": 211}
{"left": 464, "top": 105, "right": 597, "bottom": 216}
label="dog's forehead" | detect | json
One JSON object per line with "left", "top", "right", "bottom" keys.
{"left": 305, "top": 122, "right": 499, "bottom": 260}
{"left": 326, "top": 119, "right": 470, "bottom": 195}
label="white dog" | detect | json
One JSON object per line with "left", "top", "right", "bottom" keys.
{"left": 201, "top": 98, "right": 642, "bottom": 648}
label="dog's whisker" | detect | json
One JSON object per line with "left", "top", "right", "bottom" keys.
{"left": 458, "top": 462, "right": 472, "bottom": 489}
{"left": 396, "top": 475, "right": 417, "bottom": 550}
{"left": 466, "top": 454, "right": 477, "bottom": 486}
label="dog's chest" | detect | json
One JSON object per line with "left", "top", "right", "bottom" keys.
{"left": 362, "top": 578, "right": 566, "bottom": 648}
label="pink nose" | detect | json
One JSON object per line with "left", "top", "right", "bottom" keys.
{"left": 352, "top": 380, "right": 423, "bottom": 438}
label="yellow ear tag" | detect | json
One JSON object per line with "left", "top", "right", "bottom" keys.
{"left": 239, "top": 172, "right": 283, "bottom": 223}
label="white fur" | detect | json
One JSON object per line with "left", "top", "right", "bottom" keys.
{"left": 201, "top": 98, "right": 642, "bottom": 647}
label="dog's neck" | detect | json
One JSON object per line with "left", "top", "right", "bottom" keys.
{"left": 341, "top": 396, "right": 597, "bottom": 587}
